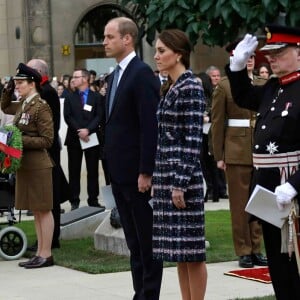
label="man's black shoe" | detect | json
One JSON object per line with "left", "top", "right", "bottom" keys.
{"left": 252, "top": 253, "right": 268, "bottom": 266}
{"left": 239, "top": 255, "right": 254, "bottom": 268}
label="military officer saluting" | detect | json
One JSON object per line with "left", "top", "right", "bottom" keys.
{"left": 226, "top": 25, "right": 300, "bottom": 300}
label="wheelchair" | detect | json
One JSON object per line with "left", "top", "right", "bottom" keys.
{"left": 0, "top": 173, "right": 27, "bottom": 260}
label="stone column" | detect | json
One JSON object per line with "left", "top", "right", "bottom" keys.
{"left": 24, "top": 0, "right": 53, "bottom": 75}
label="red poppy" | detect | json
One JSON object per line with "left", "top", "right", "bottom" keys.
{"left": 4, "top": 156, "right": 11, "bottom": 168}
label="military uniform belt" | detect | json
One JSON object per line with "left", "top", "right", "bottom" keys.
{"left": 253, "top": 151, "right": 300, "bottom": 184}
{"left": 253, "top": 151, "right": 300, "bottom": 168}
{"left": 227, "top": 119, "right": 256, "bottom": 128}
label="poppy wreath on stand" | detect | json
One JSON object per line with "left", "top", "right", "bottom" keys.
{"left": 0, "top": 125, "right": 23, "bottom": 173}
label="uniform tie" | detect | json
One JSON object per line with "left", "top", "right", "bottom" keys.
{"left": 79, "top": 91, "right": 84, "bottom": 107}
{"left": 109, "top": 65, "right": 120, "bottom": 115}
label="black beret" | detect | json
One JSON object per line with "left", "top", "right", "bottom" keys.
{"left": 260, "top": 24, "right": 300, "bottom": 51}
{"left": 13, "top": 63, "right": 42, "bottom": 83}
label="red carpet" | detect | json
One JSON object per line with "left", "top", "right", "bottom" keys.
{"left": 224, "top": 267, "right": 271, "bottom": 284}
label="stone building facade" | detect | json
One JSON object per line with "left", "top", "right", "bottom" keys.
{"left": 0, "top": 0, "right": 229, "bottom": 79}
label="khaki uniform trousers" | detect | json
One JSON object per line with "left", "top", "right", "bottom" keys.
{"left": 226, "top": 164, "right": 263, "bottom": 256}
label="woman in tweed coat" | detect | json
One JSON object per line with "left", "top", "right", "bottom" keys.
{"left": 152, "top": 29, "right": 207, "bottom": 300}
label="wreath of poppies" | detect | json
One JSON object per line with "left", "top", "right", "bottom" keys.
{"left": 0, "top": 125, "right": 23, "bottom": 173}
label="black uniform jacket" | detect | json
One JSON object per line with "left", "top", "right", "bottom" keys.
{"left": 226, "top": 65, "right": 300, "bottom": 196}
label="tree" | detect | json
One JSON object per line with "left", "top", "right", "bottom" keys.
{"left": 122, "top": 0, "right": 300, "bottom": 47}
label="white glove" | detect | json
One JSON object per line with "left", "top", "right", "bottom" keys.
{"left": 274, "top": 182, "right": 297, "bottom": 211}
{"left": 230, "top": 34, "right": 258, "bottom": 71}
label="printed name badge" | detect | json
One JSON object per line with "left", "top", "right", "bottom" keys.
{"left": 84, "top": 104, "right": 92, "bottom": 111}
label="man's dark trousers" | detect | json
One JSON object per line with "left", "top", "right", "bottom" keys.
{"left": 111, "top": 183, "right": 163, "bottom": 300}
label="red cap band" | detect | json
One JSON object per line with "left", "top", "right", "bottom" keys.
{"left": 267, "top": 32, "right": 300, "bottom": 45}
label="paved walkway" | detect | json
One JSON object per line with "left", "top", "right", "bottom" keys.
{"left": 0, "top": 259, "right": 274, "bottom": 300}
{"left": 0, "top": 199, "right": 274, "bottom": 300}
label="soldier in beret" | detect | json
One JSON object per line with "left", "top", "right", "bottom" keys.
{"left": 226, "top": 25, "right": 300, "bottom": 299}
{"left": 1, "top": 63, "right": 55, "bottom": 268}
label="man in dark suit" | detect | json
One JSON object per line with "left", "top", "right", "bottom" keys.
{"left": 103, "top": 17, "right": 163, "bottom": 300}
{"left": 64, "top": 69, "right": 102, "bottom": 210}
{"left": 27, "top": 58, "right": 68, "bottom": 249}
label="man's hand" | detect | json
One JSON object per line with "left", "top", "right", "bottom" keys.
{"left": 77, "top": 128, "right": 89, "bottom": 142}
{"left": 230, "top": 34, "right": 258, "bottom": 72}
{"left": 217, "top": 160, "right": 226, "bottom": 170}
{"left": 138, "top": 174, "right": 152, "bottom": 193}
{"left": 274, "top": 182, "right": 297, "bottom": 211}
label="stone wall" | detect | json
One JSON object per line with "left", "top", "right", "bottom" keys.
{"left": 24, "top": 0, "right": 53, "bottom": 74}
{"left": 0, "top": 0, "right": 24, "bottom": 76}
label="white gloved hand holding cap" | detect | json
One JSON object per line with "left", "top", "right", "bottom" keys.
{"left": 274, "top": 182, "right": 297, "bottom": 211}
{"left": 230, "top": 34, "right": 258, "bottom": 71}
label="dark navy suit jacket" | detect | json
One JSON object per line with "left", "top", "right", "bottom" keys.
{"left": 104, "top": 56, "right": 160, "bottom": 184}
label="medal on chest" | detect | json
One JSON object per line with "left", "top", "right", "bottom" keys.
{"left": 266, "top": 141, "right": 279, "bottom": 154}
{"left": 269, "top": 86, "right": 294, "bottom": 118}
{"left": 19, "top": 112, "right": 30, "bottom": 125}
{"left": 281, "top": 102, "right": 292, "bottom": 117}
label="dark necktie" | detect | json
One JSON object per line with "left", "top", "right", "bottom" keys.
{"left": 109, "top": 65, "right": 120, "bottom": 115}
{"left": 79, "top": 91, "right": 84, "bottom": 107}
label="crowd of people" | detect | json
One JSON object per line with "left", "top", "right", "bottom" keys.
{"left": 1, "top": 16, "right": 300, "bottom": 300}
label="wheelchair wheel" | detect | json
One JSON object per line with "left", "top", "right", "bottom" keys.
{"left": 0, "top": 227, "right": 27, "bottom": 260}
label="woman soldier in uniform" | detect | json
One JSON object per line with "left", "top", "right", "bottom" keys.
{"left": 1, "top": 63, "right": 54, "bottom": 268}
